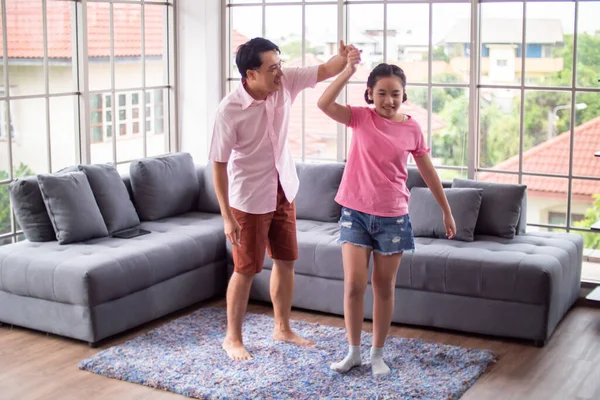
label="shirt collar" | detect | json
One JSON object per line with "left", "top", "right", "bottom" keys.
{"left": 238, "top": 81, "right": 265, "bottom": 111}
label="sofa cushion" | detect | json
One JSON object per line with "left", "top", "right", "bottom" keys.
{"left": 234, "top": 222, "right": 580, "bottom": 307}
{"left": 398, "top": 232, "right": 582, "bottom": 305}
{"left": 130, "top": 152, "right": 199, "bottom": 221}
{"left": 295, "top": 162, "right": 344, "bottom": 222}
{"left": 0, "top": 212, "right": 226, "bottom": 306}
{"left": 37, "top": 171, "right": 108, "bottom": 244}
{"left": 197, "top": 163, "right": 221, "bottom": 214}
{"left": 78, "top": 164, "right": 140, "bottom": 234}
{"left": 409, "top": 187, "right": 483, "bottom": 242}
{"left": 452, "top": 178, "right": 526, "bottom": 239}
{"left": 8, "top": 176, "right": 56, "bottom": 242}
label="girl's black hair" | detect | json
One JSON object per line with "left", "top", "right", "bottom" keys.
{"left": 364, "top": 63, "right": 408, "bottom": 104}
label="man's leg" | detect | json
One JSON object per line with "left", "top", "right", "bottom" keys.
{"left": 223, "top": 208, "right": 272, "bottom": 360}
{"left": 270, "top": 259, "right": 312, "bottom": 345}
{"left": 223, "top": 272, "right": 254, "bottom": 360}
{"left": 268, "top": 184, "right": 313, "bottom": 346}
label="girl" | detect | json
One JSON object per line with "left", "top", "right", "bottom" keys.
{"left": 317, "top": 50, "right": 456, "bottom": 376}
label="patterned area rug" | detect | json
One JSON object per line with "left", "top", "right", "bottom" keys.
{"left": 79, "top": 308, "right": 497, "bottom": 399}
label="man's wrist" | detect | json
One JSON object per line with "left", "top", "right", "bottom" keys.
{"left": 222, "top": 210, "right": 234, "bottom": 221}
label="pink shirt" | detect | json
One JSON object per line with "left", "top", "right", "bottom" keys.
{"left": 209, "top": 66, "right": 319, "bottom": 214}
{"left": 335, "top": 106, "right": 431, "bottom": 217}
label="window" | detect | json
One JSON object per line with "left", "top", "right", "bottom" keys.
{"left": 92, "top": 92, "right": 156, "bottom": 141}
{"left": 549, "top": 212, "right": 584, "bottom": 227}
{"left": 0, "top": 0, "right": 176, "bottom": 245}
{"left": 90, "top": 94, "right": 104, "bottom": 143}
{"left": 225, "top": 0, "right": 600, "bottom": 282}
{"left": 0, "top": 95, "right": 15, "bottom": 140}
{"left": 526, "top": 43, "right": 542, "bottom": 59}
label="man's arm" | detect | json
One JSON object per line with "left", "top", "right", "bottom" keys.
{"left": 213, "top": 161, "right": 241, "bottom": 246}
{"left": 317, "top": 40, "right": 352, "bottom": 83}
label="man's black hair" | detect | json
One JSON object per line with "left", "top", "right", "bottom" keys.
{"left": 236, "top": 37, "right": 280, "bottom": 79}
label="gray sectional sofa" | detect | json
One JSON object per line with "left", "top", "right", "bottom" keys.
{"left": 0, "top": 153, "right": 582, "bottom": 347}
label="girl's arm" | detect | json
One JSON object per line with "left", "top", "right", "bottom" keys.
{"left": 317, "top": 49, "right": 361, "bottom": 125}
{"left": 414, "top": 154, "right": 457, "bottom": 239}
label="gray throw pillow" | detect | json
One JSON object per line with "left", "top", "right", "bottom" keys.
{"left": 409, "top": 187, "right": 483, "bottom": 242}
{"left": 8, "top": 176, "right": 56, "bottom": 242}
{"left": 78, "top": 164, "right": 140, "bottom": 234}
{"left": 129, "top": 152, "right": 199, "bottom": 221}
{"left": 295, "top": 162, "right": 344, "bottom": 222}
{"left": 452, "top": 178, "right": 527, "bottom": 239}
{"left": 38, "top": 171, "right": 108, "bottom": 244}
{"left": 197, "top": 163, "right": 222, "bottom": 214}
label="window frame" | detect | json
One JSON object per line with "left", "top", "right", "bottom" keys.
{"left": 0, "top": 0, "right": 177, "bottom": 245}
{"left": 223, "top": 0, "right": 600, "bottom": 264}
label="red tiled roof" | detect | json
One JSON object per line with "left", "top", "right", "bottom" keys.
{"left": 3, "top": 0, "right": 163, "bottom": 59}
{"left": 232, "top": 30, "right": 249, "bottom": 53}
{"left": 478, "top": 117, "right": 600, "bottom": 197}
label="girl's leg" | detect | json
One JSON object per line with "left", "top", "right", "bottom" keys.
{"left": 370, "top": 251, "right": 402, "bottom": 375}
{"left": 330, "top": 243, "right": 371, "bottom": 373}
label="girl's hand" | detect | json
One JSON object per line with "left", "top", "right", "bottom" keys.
{"left": 346, "top": 49, "right": 361, "bottom": 76}
{"left": 443, "top": 211, "right": 456, "bottom": 240}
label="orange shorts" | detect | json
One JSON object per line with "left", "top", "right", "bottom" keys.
{"left": 231, "top": 182, "right": 298, "bottom": 275}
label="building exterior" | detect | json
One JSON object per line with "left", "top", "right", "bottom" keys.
{"left": 0, "top": 1, "right": 168, "bottom": 176}
{"left": 478, "top": 117, "right": 600, "bottom": 227}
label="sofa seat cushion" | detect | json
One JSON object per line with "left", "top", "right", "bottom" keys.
{"left": 228, "top": 220, "right": 581, "bottom": 306}
{"left": 401, "top": 232, "right": 582, "bottom": 305}
{"left": 0, "top": 212, "right": 225, "bottom": 307}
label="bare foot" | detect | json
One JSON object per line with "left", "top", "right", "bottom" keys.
{"left": 273, "top": 330, "right": 314, "bottom": 347}
{"left": 222, "top": 338, "right": 253, "bottom": 361}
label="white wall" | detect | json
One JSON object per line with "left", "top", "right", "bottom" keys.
{"left": 527, "top": 195, "right": 591, "bottom": 225}
{"left": 177, "top": 0, "right": 222, "bottom": 163}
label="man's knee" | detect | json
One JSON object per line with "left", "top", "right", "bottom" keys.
{"left": 229, "top": 271, "right": 256, "bottom": 289}
{"left": 272, "top": 259, "right": 295, "bottom": 270}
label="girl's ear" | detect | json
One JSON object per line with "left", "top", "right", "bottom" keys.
{"left": 367, "top": 87, "right": 373, "bottom": 101}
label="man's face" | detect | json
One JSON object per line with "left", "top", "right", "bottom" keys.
{"left": 247, "top": 50, "right": 283, "bottom": 93}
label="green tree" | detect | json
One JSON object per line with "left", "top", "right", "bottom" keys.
{"left": 574, "top": 195, "right": 600, "bottom": 250}
{"left": 411, "top": 72, "right": 464, "bottom": 114}
{"left": 279, "top": 40, "right": 319, "bottom": 61}
{"left": 0, "top": 163, "right": 35, "bottom": 242}
{"left": 434, "top": 95, "right": 468, "bottom": 166}
{"left": 430, "top": 46, "right": 450, "bottom": 63}
{"left": 437, "top": 32, "right": 600, "bottom": 167}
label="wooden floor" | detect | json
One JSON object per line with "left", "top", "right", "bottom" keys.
{"left": 1, "top": 299, "right": 599, "bottom": 400}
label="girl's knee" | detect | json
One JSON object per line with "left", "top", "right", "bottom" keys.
{"left": 345, "top": 281, "right": 367, "bottom": 298}
{"left": 372, "top": 279, "right": 394, "bottom": 299}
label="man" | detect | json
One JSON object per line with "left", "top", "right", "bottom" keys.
{"left": 209, "top": 37, "right": 351, "bottom": 360}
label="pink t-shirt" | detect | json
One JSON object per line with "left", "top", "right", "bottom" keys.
{"left": 335, "top": 106, "right": 431, "bottom": 217}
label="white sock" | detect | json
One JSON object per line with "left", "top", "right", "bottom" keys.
{"left": 370, "top": 346, "right": 391, "bottom": 375}
{"left": 330, "top": 345, "right": 362, "bottom": 373}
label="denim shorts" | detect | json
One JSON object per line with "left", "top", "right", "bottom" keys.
{"left": 338, "top": 207, "right": 415, "bottom": 255}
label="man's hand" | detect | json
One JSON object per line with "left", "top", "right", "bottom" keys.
{"left": 338, "top": 40, "right": 348, "bottom": 58}
{"left": 224, "top": 215, "right": 241, "bottom": 246}
{"left": 338, "top": 40, "right": 357, "bottom": 59}
{"left": 318, "top": 41, "right": 358, "bottom": 82}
